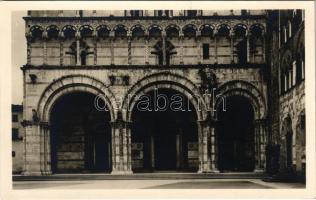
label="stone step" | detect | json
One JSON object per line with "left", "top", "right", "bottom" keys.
{"left": 13, "top": 172, "right": 266, "bottom": 181}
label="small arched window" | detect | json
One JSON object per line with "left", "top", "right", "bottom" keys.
{"left": 166, "top": 25, "right": 179, "bottom": 38}
{"left": 148, "top": 25, "right": 162, "bottom": 38}
{"left": 183, "top": 25, "right": 197, "bottom": 38}
{"left": 47, "top": 25, "right": 59, "bottom": 40}
{"left": 131, "top": 25, "right": 145, "bottom": 38}
{"left": 200, "top": 25, "right": 214, "bottom": 37}
{"left": 63, "top": 25, "right": 76, "bottom": 39}
{"left": 30, "top": 25, "right": 44, "bottom": 42}
{"left": 114, "top": 25, "right": 127, "bottom": 37}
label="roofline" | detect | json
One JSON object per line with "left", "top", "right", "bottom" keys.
{"left": 23, "top": 15, "right": 267, "bottom": 22}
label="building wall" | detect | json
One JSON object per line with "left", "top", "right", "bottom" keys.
{"left": 12, "top": 105, "right": 24, "bottom": 174}
{"left": 268, "top": 10, "right": 305, "bottom": 180}
{"left": 21, "top": 10, "right": 270, "bottom": 175}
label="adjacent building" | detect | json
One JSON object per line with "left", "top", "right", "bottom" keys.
{"left": 267, "top": 10, "right": 305, "bottom": 181}
{"left": 12, "top": 104, "right": 24, "bottom": 174}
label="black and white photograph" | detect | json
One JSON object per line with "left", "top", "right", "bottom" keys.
{"left": 0, "top": 1, "right": 315, "bottom": 199}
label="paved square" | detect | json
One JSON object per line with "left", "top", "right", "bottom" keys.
{"left": 13, "top": 179, "right": 305, "bottom": 189}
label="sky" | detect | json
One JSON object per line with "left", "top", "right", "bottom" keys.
{"left": 12, "top": 11, "right": 26, "bottom": 105}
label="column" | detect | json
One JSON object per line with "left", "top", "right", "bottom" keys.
{"left": 145, "top": 30, "right": 149, "bottom": 64}
{"left": 261, "top": 120, "right": 267, "bottom": 170}
{"left": 162, "top": 30, "right": 166, "bottom": 66}
{"left": 122, "top": 122, "right": 128, "bottom": 171}
{"left": 111, "top": 121, "right": 121, "bottom": 173}
{"left": 197, "top": 120, "right": 219, "bottom": 173}
{"left": 209, "top": 120, "right": 218, "bottom": 171}
{"left": 110, "top": 120, "right": 133, "bottom": 174}
{"left": 254, "top": 119, "right": 267, "bottom": 172}
{"left": 111, "top": 124, "right": 117, "bottom": 171}
{"left": 42, "top": 30, "right": 48, "bottom": 65}
{"left": 179, "top": 33, "right": 184, "bottom": 64}
{"left": 93, "top": 31, "right": 97, "bottom": 65}
{"left": 75, "top": 30, "right": 81, "bottom": 65}
{"left": 26, "top": 34, "right": 32, "bottom": 65}
{"left": 202, "top": 122, "right": 210, "bottom": 171}
{"left": 58, "top": 32, "right": 64, "bottom": 66}
{"left": 197, "top": 120, "right": 203, "bottom": 172}
{"left": 126, "top": 122, "right": 132, "bottom": 171}
{"left": 39, "top": 123, "right": 45, "bottom": 174}
{"left": 230, "top": 32, "right": 234, "bottom": 63}
{"left": 110, "top": 31, "right": 115, "bottom": 65}
{"left": 42, "top": 122, "right": 52, "bottom": 175}
{"left": 262, "top": 34, "right": 266, "bottom": 62}
{"left": 214, "top": 34, "right": 218, "bottom": 63}
{"left": 246, "top": 32, "right": 250, "bottom": 63}
{"left": 254, "top": 120, "right": 259, "bottom": 170}
{"left": 127, "top": 31, "right": 132, "bottom": 65}
{"left": 196, "top": 30, "right": 202, "bottom": 64}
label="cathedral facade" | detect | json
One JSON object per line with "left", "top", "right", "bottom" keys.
{"left": 20, "top": 10, "right": 304, "bottom": 178}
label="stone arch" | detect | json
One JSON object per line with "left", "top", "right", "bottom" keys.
{"left": 199, "top": 24, "right": 215, "bottom": 37}
{"left": 79, "top": 25, "right": 94, "bottom": 38}
{"left": 96, "top": 25, "right": 110, "bottom": 38}
{"left": 37, "top": 75, "right": 117, "bottom": 122}
{"left": 182, "top": 24, "right": 197, "bottom": 37}
{"left": 130, "top": 24, "right": 145, "bottom": 37}
{"left": 148, "top": 24, "right": 162, "bottom": 37}
{"left": 280, "top": 115, "right": 294, "bottom": 169}
{"left": 295, "top": 109, "right": 306, "bottom": 146}
{"left": 250, "top": 23, "right": 265, "bottom": 36}
{"left": 29, "top": 25, "right": 44, "bottom": 40}
{"left": 46, "top": 25, "right": 60, "bottom": 39}
{"left": 113, "top": 24, "right": 128, "bottom": 37}
{"left": 216, "top": 24, "right": 231, "bottom": 36}
{"left": 281, "top": 49, "right": 293, "bottom": 71}
{"left": 62, "top": 25, "right": 77, "bottom": 39}
{"left": 121, "top": 72, "right": 206, "bottom": 122}
{"left": 281, "top": 115, "right": 293, "bottom": 137}
{"left": 165, "top": 24, "right": 180, "bottom": 38}
{"left": 233, "top": 23, "right": 247, "bottom": 37}
{"left": 214, "top": 80, "right": 266, "bottom": 120}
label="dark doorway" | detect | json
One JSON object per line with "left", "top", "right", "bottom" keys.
{"left": 217, "top": 96, "right": 255, "bottom": 172}
{"left": 286, "top": 131, "right": 293, "bottom": 170}
{"left": 154, "top": 118, "right": 177, "bottom": 170}
{"left": 50, "top": 92, "right": 111, "bottom": 173}
{"left": 131, "top": 88, "right": 198, "bottom": 172}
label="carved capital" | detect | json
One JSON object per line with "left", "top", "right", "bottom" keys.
{"left": 75, "top": 30, "right": 81, "bottom": 39}
{"left": 58, "top": 31, "right": 64, "bottom": 40}
{"left": 42, "top": 30, "right": 48, "bottom": 39}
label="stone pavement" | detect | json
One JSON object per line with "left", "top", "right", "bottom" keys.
{"left": 13, "top": 179, "right": 305, "bottom": 189}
